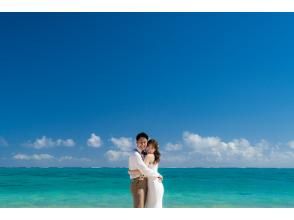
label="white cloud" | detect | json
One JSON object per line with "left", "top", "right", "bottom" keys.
{"left": 287, "top": 141, "right": 294, "bottom": 149}
{"left": 105, "top": 150, "right": 130, "bottom": 161}
{"left": 58, "top": 156, "right": 91, "bottom": 162}
{"left": 168, "top": 131, "right": 294, "bottom": 167}
{"left": 0, "top": 137, "right": 8, "bottom": 147}
{"left": 160, "top": 150, "right": 187, "bottom": 164}
{"left": 87, "top": 133, "right": 102, "bottom": 148}
{"left": 58, "top": 156, "right": 73, "bottom": 161}
{"left": 183, "top": 131, "right": 264, "bottom": 161}
{"left": 8, "top": 132, "right": 294, "bottom": 167}
{"left": 24, "top": 136, "right": 75, "bottom": 149}
{"left": 13, "top": 154, "right": 92, "bottom": 163}
{"left": 13, "top": 153, "right": 55, "bottom": 161}
{"left": 105, "top": 136, "right": 133, "bottom": 162}
{"left": 110, "top": 137, "right": 133, "bottom": 151}
{"left": 56, "top": 139, "right": 75, "bottom": 147}
{"left": 165, "top": 142, "right": 182, "bottom": 151}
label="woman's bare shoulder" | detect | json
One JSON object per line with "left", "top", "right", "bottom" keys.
{"left": 145, "top": 154, "right": 155, "bottom": 162}
{"left": 146, "top": 153, "right": 155, "bottom": 158}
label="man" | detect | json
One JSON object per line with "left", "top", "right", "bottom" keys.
{"left": 128, "top": 132, "right": 162, "bottom": 208}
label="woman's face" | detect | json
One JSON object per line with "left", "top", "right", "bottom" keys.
{"left": 147, "top": 144, "right": 155, "bottom": 154}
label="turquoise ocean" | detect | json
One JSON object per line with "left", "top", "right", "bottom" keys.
{"left": 0, "top": 167, "right": 294, "bottom": 208}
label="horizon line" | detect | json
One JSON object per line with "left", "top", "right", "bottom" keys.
{"left": 1, "top": 166, "right": 294, "bottom": 169}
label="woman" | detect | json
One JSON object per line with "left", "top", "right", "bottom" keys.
{"left": 129, "top": 139, "right": 164, "bottom": 208}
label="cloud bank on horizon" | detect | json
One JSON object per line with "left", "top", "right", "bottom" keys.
{"left": 1, "top": 132, "right": 294, "bottom": 168}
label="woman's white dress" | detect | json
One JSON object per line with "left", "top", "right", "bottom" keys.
{"left": 145, "top": 163, "right": 164, "bottom": 208}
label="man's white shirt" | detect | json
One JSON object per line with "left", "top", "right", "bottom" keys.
{"left": 128, "top": 148, "right": 160, "bottom": 179}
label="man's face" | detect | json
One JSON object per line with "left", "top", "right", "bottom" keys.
{"left": 136, "top": 137, "right": 148, "bottom": 151}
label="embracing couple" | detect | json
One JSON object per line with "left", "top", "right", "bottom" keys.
{"left": 128, "top": 132, "right": 164, "bottom": 208}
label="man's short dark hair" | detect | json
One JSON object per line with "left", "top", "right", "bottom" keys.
{"left": 136, "top": 132, "right": 149, "bottom": 141}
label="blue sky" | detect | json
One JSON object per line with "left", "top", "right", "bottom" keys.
{"left": 1, "top": 13, "right": 294, "bottom": 167}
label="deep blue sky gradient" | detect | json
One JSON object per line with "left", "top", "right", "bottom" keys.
{"left": 1, "top": 13, "right": 294, "bottom": 166}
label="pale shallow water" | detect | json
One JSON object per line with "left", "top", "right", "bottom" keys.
{"left": 0, "top": 168, "right": 294, "bottom": 207}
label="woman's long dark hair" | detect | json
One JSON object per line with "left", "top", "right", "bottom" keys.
{"left": 147, "top": 139, "right": 160, "bottom": 164}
